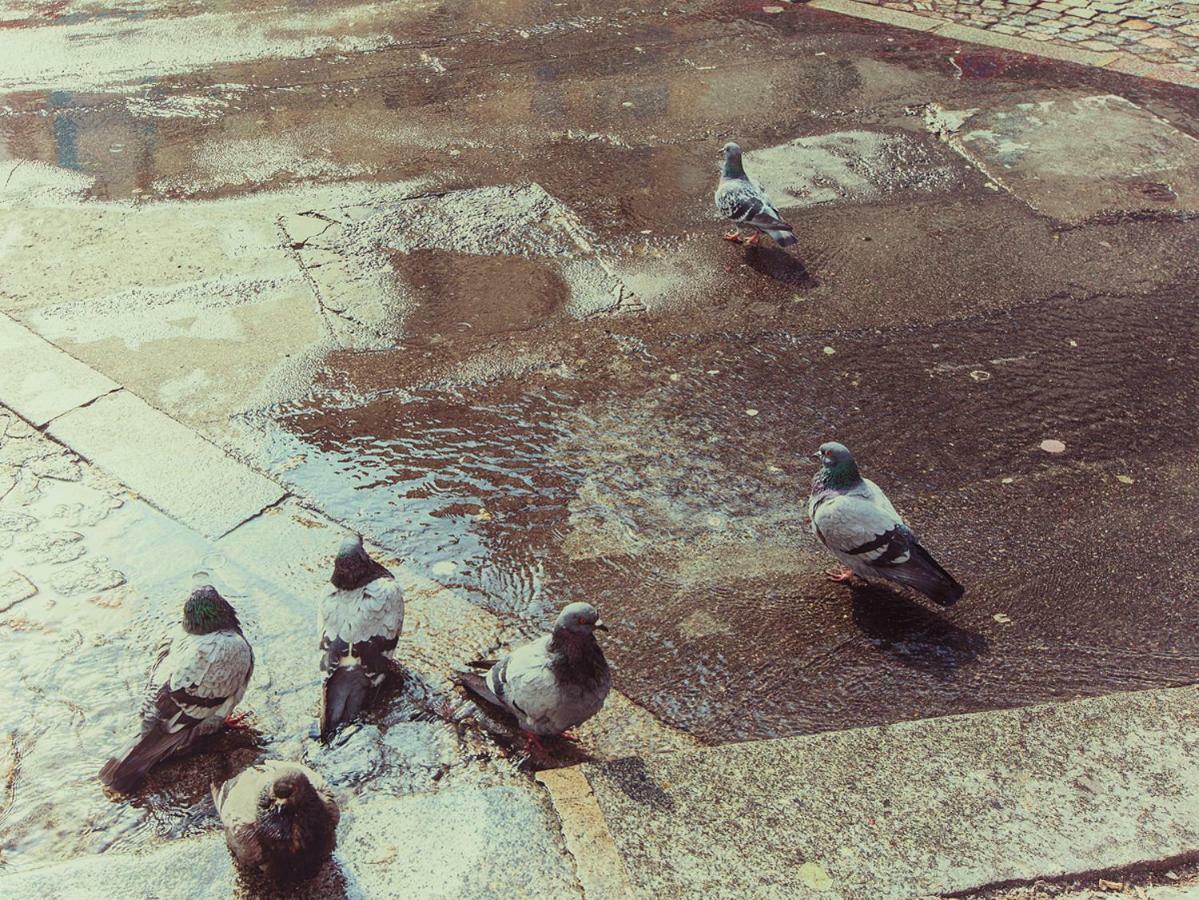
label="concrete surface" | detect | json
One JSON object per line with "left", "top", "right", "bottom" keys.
{"left": 578, "top": 687, "right": 1199, "bottom": 898}
{"left": 0, "top": 312, "right": 118, "bottom": 426}
{"left": 46, "top": 390, "right": 287, "bottom": 539}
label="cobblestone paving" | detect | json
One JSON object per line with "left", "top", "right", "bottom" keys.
{"left": 873, "top": 0, "right": 1199, "bottom": 73}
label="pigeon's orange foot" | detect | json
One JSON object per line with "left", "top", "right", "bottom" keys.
{"left": 746, "top": 231, "right": 762, "bottom": 246}
{"left": 723, "top": 230, "right": 743, "bottom": 243}
{"left": 557, "top": 730, "right": 581, "bottom": 743}
{"left": 824, "top": 566, "right": 857, "bottom": 583}
{"left": 224, "top": 712, "right": 251, "bottom": 731}
{"left": 521, "top": 731, "right": 548, "bottom": 754}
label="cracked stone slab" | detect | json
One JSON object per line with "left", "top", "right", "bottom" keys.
{"left": 927, "top": 94, "right": 1199, "bottom": 223}
{"left": 47, "top": 390, "right": 286, "bottom": 539}
{"left": 0, "top": 313, "right": 119, "bottom": 427}
{"left": 577, "top": 687, "right": 1199, "bottom": 898}
{"left": 744, "top": 130, "right": 962, "bottom": 209}
{"left": 0, "top": 571, "right": 37, "bottom": 613}
{"left": 280, "top": 183, "right": 639, "bottom": 350}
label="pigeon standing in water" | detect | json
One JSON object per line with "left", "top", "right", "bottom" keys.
{"left": 318, "top": 535, "right": 404, "bottom": 740}
{"left": 714, "top": 141, "right": 797, "bottom": 247}
{"left": 100, "top": 586, "right": 254, "bottom": 794}
{"left": 213, "top": 760, "right": 340, "bottom": 883}
{"left": 459, "top": 602, "right": 611, "bottom": 748}
{"left": 808, "top": 442, "right": 964, "bottom": 606}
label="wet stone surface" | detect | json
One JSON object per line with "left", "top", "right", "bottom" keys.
{"left": 2, "top": 0, "right": 1199, "bottom": 888}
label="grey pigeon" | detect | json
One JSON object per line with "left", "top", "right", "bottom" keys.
{"left": 459, "top": 602, "right": 611, "bottom": 744}
{"left": 318, "top": 535, "right": 404, "bottom": 740}
{"left": 100, "top": 586, "right": 254, "bottom": 794}
{"left": 808, "top": 442, "right": 964, "bottom": 606}
{"left": 714, "top": 141, "right": 797, "bottom": 247}
{"left": 213, "top": 760, "right": 339, "bottom": 883}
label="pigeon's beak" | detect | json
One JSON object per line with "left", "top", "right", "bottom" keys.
{"left": 594, "top": 621, "right": 609, "bottom": 632}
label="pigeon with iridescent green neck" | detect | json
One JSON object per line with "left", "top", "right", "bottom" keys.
{"left": 715, "top": 141, "right": 797, "bottom": 247}
{"left": 99, "top": 586, "right": 254, "bottom": 794}
{"left": 808, "top": 442, "right": 964, "bottom": 606}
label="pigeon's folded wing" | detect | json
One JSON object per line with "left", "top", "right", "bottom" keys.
{"left": 717, "top": 180, "right": 792, "bottom": 232}
{"left": 156, "top": 633, "right": 253, "bottom": 732}
{"left": 812, "top": 495, "right": 914, "bottom": 566}
{"left": 320, "top": 580, "right": 403, "bottom": 670}
{"left": 490, "top": 640, "right": 559, "bottom": 725}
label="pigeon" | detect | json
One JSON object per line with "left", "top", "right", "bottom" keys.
{"left": 459, "top": 602, "right": 611, "bottom": 747}
{"left": 100, "top": 586, "right": 254, "bottom": 794}
{"left": 808, "top": 442, "right": 964, "bottom": 606}
{"left": 213, "top": 760, "right": 340, "bottom": 883}
{"left": 318, "top": 535, "right": 404, "bottom": 741}
{"left": 714, "top": 141, "right": 797, "bottom": 247}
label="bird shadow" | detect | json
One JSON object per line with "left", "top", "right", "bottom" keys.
{"left": 849, "top": 584, "right": 989, "bottom": 677}
{"left": 591, "top": 756, "right": 674, "bottom": 811}
{"left": 742, "top": 243, "right": 819, "bottom": 290}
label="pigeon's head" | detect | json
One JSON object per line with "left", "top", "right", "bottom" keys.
{"left": 331, "top": 534, "right": 392, "bottom": 590}
{"left": 718, "top": 141, "right": 745, "bottom": 177}
{"left": 815, "top": 441, "right": 854, "bottom": 469}
{"left": 183, "top": 585, "right": 240, "bottom": 635}
{"left": 262, "top": 769, "right": 317, "bottom": 815}
{"left": 555, "top": 602, "right": 608, "bottom": 636}
{"left": 813, "top": 441, "right": 862, "bottom": 488}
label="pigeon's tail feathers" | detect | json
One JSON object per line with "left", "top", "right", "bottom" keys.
{"left": 457, "top": 671, "right": 503, "bottom": 708}
{"left": 467, "top": 658, "right": 498, "bottom": 671}
{"left": 319, "top": 666, "right": 373, "bottom": 741}
{"left": 769, "top": 227, "right": 798, "bottom": 248}
{"left": 99, "top": 728, "right": 193, "bottom": 794}
{"left": 889, "top": 543, "right": 964, "bottom": 607}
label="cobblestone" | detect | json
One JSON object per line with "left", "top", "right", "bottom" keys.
{"left": 875, "top": 0, "right": 1199, "bottom": 73}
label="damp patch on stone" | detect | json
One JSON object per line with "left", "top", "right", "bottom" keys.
{"left": 743, "top": 130, "right": 961, "bottom": 210}
{"left": 279, "top": 183, "right": 639, "bottom": 350}
{"left": 926, "top": 94, "right": 1199, "bottom": 224}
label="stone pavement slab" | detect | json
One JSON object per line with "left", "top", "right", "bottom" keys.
{"left": 0, "top": 313, "right": 118, "bottom": 427}
{"left": 574, "top": 687, "right": 1199, "bottom": 898}
{"left": 45, "top": 390, "right": 286, "bottom": 539}
{"left": 930, "top": 93, "right": 1199, "bottom": 222}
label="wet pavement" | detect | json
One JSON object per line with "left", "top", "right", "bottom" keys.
{"left": 2, "top": 0, "right": 1199, "bottom": 885}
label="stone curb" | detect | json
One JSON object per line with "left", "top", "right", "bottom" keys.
{"left": 805, "top": 0, "right": 1199, "bottom": 89}
{"left": 0, "top": 311, "right": 119, "bottom": 427}
{"left": 537, "top": 768, "right": 637, "bottom": 900}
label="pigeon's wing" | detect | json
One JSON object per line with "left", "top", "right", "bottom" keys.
{"left": 319, "top": 579, "right": 404, "bottom": 674}
{"left": 812, "top": 493, "right": 914, "bottom": 567}
{"left": 488, "top": 637, "right": 562, "bottom": 734}
{"left": 154, "top": 631, "right": 254, "bottom": 733}
{"left": 716, "top": 178, "right": 793, "bottom": 233}
{"left": 213, "top": 764, "right": 264, "bottom": 828}
{"left": 861, "top": 478, "right": 902, "bottom": 522}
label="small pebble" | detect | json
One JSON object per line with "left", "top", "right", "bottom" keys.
{"left": 822, "top": 346, "right": 836, "bottom": 356}
{"left": 1116, "top": 474, "right": 1135, "bottom": 485}
{"left": 1039, "top": 439, "right": 1066, "bottom": 454}
{"left": 745, "top": 408, "right": 759, "bottom": 417}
